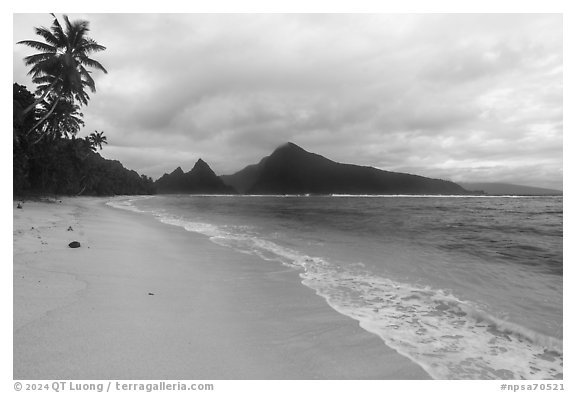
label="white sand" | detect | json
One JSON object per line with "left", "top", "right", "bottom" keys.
{"left": 13, "top": 197, "right": 430, "bottom": 379}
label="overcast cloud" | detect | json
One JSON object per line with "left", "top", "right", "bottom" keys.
{"left": 13, "top": 13, "right": 563, "bottom": 189}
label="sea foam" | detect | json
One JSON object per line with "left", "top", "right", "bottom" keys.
{"left": 107, "top": 196, "right": 563, "bottom": 380}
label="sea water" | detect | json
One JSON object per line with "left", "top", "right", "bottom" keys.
{"left": 108, "top": 195, "right": 563, "bottom": 380}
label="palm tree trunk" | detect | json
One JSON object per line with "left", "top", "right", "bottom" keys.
{"left": 21, "top": 79, "right": 58, "bottom": 116}
{"left": 28, "top": 94, "right": 61, "bottom": 141}
{"left": 76, "top": 183, "right": 87, "bottom": 196}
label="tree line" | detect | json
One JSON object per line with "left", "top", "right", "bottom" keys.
{"left": 13, "top": 14, "right": 155, "bottom": 197}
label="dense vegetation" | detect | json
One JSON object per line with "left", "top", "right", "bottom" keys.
{"left": 13, "top": 83, "right": 155, "bottom": 196}
{"left": 13, "top": 14, "right": 155, "bottom": 197}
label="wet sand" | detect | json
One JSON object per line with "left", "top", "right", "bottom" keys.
{"left": 13, "top": 197, "right": 430, "bottom": 379}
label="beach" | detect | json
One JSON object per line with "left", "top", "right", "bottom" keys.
{"left": 13, "top": 197, "right": 430, "bottom": 380}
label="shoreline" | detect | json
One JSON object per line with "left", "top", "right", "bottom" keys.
{"left": 13, "top": 196, "right": 430, "bottom": 380}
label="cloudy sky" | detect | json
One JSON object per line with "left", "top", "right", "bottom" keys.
{"left": 13, "top": 13, "right": 563, "bottom": 189}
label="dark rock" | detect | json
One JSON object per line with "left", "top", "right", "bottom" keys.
{"left": 68, "top": 241, "right": 81, "bottom": 248}
{"left": 17, "top": 202, "right": 23, "bottom": 209}
{"left": 67, "top": 226, "right": 74, "bottom": 231}
{"left": 148, "top": 292, "right": 155, "bottom": 296}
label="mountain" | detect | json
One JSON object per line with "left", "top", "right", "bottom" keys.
{"left": 459, "top": 182, "right": 562, "bottom": 196}
{"left": 221, "top": 142, "right": 470, "bottom": 195}
{"left": 155, "top": 159, "right": 236, "bottom": 194}
{"left": 220, "top": 157, "right": 267, "bottom": 194}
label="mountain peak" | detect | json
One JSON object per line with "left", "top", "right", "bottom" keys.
{"left": 171, "top": 167, "right": 184, "bottom": 175}
{"left": 277, "top": 142, "right": 303, "bottom": 150}
{"left": 272, "top": 142, "right": 308, "bottom": 156}
{"left": 192, "top": 158, "right": 211, "bottom": 171}
{"left": 155, "top": 159, "right": 236, "bottom": 194}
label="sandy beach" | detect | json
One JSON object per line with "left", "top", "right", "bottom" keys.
{"left": 13, "top": 196, "right": 430, "bottom": 380}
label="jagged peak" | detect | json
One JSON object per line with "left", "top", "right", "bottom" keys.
{"left": 170, "top": 166, "right": 184, "bottom": 175}
{"left": 193, "top": 158, "right": 210, "bottom": 169}
{"left": 191, "top": 158, "right": 217, "bottom": 176}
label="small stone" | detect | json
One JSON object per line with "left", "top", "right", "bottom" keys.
{"left": 67, "top": 226, "right": 74, "bottom": 231}
{"left": 17, "top": 202, "right": 23, "bottom": 209}
{"left": 68, "top": 241, "right": 81, "bottom": 248}
{"left": 148, "top": 292, "right": 155, "bottom": 296}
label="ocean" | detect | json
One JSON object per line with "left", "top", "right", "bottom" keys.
{"left": 108, "top": 195, "right": 563, "bottom": 380}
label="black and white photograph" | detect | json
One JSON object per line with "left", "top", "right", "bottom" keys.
{"left": 12, "top": 10, "right": 564, "bottom": 385}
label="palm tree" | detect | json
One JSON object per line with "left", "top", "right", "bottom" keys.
{"left": 35, "top": 97, "right": 85, "bottom": 143}
{"left": 17, "top": 13, "right": 107, "bottom": 132}
{"left": 88, "top": 130, "right": 108, "bottom": 150}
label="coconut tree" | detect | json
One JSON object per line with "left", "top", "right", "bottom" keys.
{"left": 88, "top": 130, "right": 108, "bottom": 151}
{"left": 17, "top": 13, "right": 107, "bottom": 133}
{"left": 35, "top": 97, "right": 85, "bottom": 143}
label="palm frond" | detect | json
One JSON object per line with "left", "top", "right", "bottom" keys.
{"left": 23, "top": 52, "right": 57, "bottom": 67}
{"left": 63, "top": 14, "right": 73, "bottom": 35}
{"left": 28, "top": 56, "right": 63, "bottom": 77}
{"left": 17, "top": 40, "right": 57, "bottom": 53}
{"left": 63, "top": 15, "right": 77, "bottom": 48}
{"left": 64, "top": 16, "right": 90, "bottom": 48}
{"left": 33, "top": 74, "right": 61, "bottom": 85}
{"left": 74, "top": 21, "right": 91, "bottom": 43}
{"left": 78, "top": 55, "right": 108, "bottom": 74}
{"left": 78, "top": 38, "right": 106, "bottom": 54}
{"left": 79, "top": 66, "right": 96, "bottom": 93}
{"left": 33, "top": 78, "right": 52, "bottom": 86}
{"left": 73, "top": 87, "right": 90, "bottom": 106}
{"left": 28, "top": 62, "right": 51, "bottom": 78}
{"left": 33, "top": 26, "right": 60, "bottom": 46}
{"left": 50, "top": 14, "right": 67, "bottom": 48}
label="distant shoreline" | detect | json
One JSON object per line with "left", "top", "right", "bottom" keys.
{"left": 93, "top": 193, "right": 564, "bottom": 198}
